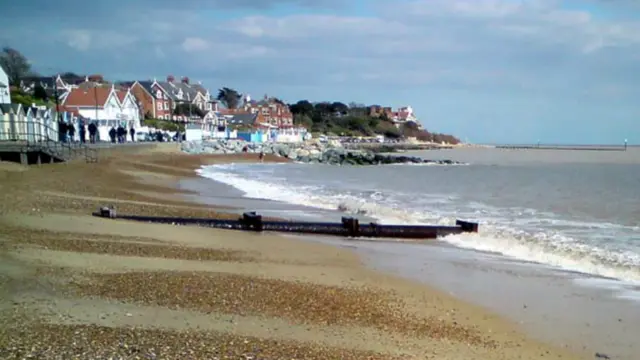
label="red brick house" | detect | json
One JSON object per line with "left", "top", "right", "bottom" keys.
{"left": 240, "top": 94, "right": 293, "bottom": 128}
{"left": 125, "top": 80, "right": 173, "bottom": 120}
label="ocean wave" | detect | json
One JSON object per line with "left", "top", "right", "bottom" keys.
{"left": 197, "top": 163, "right": 640, "bottom": 283}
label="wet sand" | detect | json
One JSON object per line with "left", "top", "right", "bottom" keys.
{"left": 0, "top": 143, "right": 583, "bottom": 359}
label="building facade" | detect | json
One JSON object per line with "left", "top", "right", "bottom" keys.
{"left": 238, "top": 94, "right": 293, "bottom": 128}
{"left": 0, "top": 65, "right": 11, "bottom": 104}
{"left": 62, "top": 85, "right": 141, "bottom": 141}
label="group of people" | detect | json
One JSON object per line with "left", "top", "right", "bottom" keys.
{"left": 57, "top": 121, "right": 135, "bottom": 144}
{"left": 108, "top": 126, "right": 135, "bottom": 143}
{"left": 58, "top": 121, "right": 98, "bottom": 144}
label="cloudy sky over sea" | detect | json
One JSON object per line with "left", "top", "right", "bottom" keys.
{"left": 4, "top": 0, "right": 640, "bottom": 144}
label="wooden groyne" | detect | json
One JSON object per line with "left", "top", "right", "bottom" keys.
{"left": 496, "top": 145, "right": 626, "bottom": 151}
{"left": 92, "top": 207, "right": 479, "bottom": 240}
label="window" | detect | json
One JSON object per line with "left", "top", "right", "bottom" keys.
{"left": 156, "top": 90, "right": 163, "bottom": 99}
{"left": 164, "top": 102, "right": 169, "bottom": 110}
{"left": 157, "top": 102, "right": 162, "bottom": 110}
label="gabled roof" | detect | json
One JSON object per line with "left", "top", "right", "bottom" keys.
{"left": 116, "top": 90, "right": 126, "bottom": 103}
{"left": 20, "top": 76, "right": 56, "bottom": 88}
{"left": 154, "top": 81, "right": 179, "bottom": 101}
{"left": 63, "top": 87, "right": 114, "bottom": 107}
{"left": 133, "top": 81, "right": 154, "bottom": 96}
{"left": 158, "top": 81, "right": 211, "bottom": 103}
{"left": 56, "top": 104, "right": 81, "bottom": 116}
{"left": 59, "top": 74, "right": 87, "bottom": 86}
{"left": 117, "top": 89, "right": 137, "bottom": 106}
{"left": 228, "top": 113, "right": 257, "bottom": 126}
{"left": 0, "top": 103, "right": 23, "bottom": 115}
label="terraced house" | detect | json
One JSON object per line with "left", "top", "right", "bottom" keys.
{"left": 124, "top": 80, "right": 173, "bottom": 120}
{"left": 125, "top": 75, "right": 218, "bottom": 122}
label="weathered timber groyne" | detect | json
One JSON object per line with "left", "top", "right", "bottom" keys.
{"left": 341, "top": 142, "right": 454, "bottom": 152}
{"left": 93, "top": 207, "right": 479, "bottom": 240}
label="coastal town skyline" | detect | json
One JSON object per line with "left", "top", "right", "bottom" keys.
{"left": 3, "top": 0, "right": 640, "bottom": 144}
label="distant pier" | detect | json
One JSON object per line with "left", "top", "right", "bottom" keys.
{"left": 496, "top": 144, "right": 627, "bottom": 151}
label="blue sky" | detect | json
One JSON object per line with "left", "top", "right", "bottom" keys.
{"left": 3, "top": 0, "right": 640, "bottom": 144}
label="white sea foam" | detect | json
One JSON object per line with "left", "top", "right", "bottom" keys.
{"left": 197, "top": 163, "right": 640, "bottom": 284}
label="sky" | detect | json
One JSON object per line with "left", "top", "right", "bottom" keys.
{"left": 3, "top": 0, "right": 640, "bottom": 144}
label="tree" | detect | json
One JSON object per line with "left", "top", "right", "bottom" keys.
{"left": 330, "top": 102, "right": 348, "bottom": 115}
{"left": 293, "top": 113, "right": 313, "bottom": 128}
{"left": 33, "top": 84, "right": 48, "bottom": 101}
{"left": 217, "top": 87, "right": 242, "bottom": 109}
{"left": 173, "top": 103, "right": 205, "bottom": 118}
{"left": 0, "top": 47, "right": 33, "bottom": 85}
{"left": 313, "top": 102, "right": 332, "bottom": 116}
{"left": 289, "top": 100, "right": 314, "bottom": 116}
{"left": 61, "top": 72, "right": 81, "bottom": 78}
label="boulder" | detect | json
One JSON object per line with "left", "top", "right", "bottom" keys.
{"left": 180, "top": 139, "right": 463, "bottom": 166}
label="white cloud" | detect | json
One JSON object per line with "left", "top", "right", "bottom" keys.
{"left": 181, "top": 37, "right": 210, "bottom": 52}
{"left": 11, "top": 0, "right": 640, "bottom": 141}
{"left": 63, "top": 30, "right": 92, "bottom": 51}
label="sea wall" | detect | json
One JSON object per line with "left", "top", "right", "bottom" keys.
{"left": 181, "top": 139, "right": 461, "bottom": 166}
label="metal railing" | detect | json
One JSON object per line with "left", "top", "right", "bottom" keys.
{"left": 0, "top": 118, "right": 98, "bottom": 163}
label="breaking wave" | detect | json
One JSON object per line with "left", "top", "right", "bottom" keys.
{"left": 197, "top": 163, "right": 640, "bottom": 283}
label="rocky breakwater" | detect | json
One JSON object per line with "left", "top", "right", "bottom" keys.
{"left": 181, "top": 139, "right": 462, "bottom": 166}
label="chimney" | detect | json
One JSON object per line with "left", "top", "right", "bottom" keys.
{"left": 181, "top": 76, "right": 189, "bottom": 84}
{"left": 167, "top": 75, "right": 175, "bottom": 82}
{"left": 89, "top": 74, "right": 103, "bottom": 82}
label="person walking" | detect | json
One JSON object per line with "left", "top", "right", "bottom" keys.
{"left": 109, "top": 127, "right": 117, "bottom": 143}
{"left": 67, "top": 123, "right": 76, "bottom": 143}
{"left": 129, "top": 127, "right": 136, "bottom": 142}
{"left": 79, "top": 123, "right": 86, "bottom": 144}
{"left": 88, "top": 123, "right": 98, "bottom": 144}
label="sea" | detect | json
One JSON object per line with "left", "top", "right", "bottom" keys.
{"left": 188, "top": 146, "right": 640, "bottom": 357}
{"left": 196, "top": 147, "right": 640, "bottom": 283}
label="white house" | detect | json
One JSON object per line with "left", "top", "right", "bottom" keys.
{"left": 62, "top": 85, "right": 141, "bottom": 141}
{"left": 117, "top": 89, "right": 140, "bottom": 126}
{"left": 0, "top": 65, "right": 11, "bottom": 104}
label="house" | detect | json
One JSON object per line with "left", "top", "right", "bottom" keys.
{"left": 237, "top": 94, "right": 293, "bottom": 128}
{"left": 160, "top": 75, "right": 217, "bottom": 113}
{"left": 62, "top": 85, "right": 141, "bottom": 141}
{"left": 227, "top": 113, "right": 258, "bottom": 128}
{"left": 124, "top": 80, "right": 173, "bottom": 120}
{"left": 0, "top": 65, "right": 11, "bottom": 104}
{"left": 227, "top": 113, "right": 269, "bottom": 143}
{"left": 390, "top": 106, "right": 423, "bottom": 128}
{"left": 116, "top": 88, "right": 142, "bottom": 125}
{"left": 369, "top": 105, "right": 393, "bottom": 119}
{"left": 155, "top": 75, "right": 218, "bottom": 119}
{"left": 123, "top": 76, "right": 217, "bottom": 123}
{"left": 20, "top": 73, "right": 89, "bottom": 100}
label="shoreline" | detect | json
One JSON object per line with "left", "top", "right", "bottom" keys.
{"left": 191, "top": 153, "right": 640, "bottom": 360}
{"left": 0, "top": 143, "right": 583, "bottom": 359}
